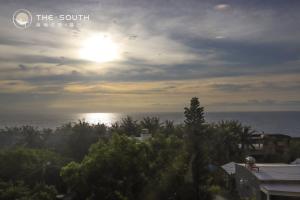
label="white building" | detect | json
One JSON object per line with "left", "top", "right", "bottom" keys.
{"left": 222, "top": 162, "right": 300, "bottom": 200}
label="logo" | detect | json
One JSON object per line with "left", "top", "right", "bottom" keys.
{"left": 13, "top": 9, "right": 32, "bottom": 29}
{"left": 12, "top": 9, "right": 90, "bottom": 30}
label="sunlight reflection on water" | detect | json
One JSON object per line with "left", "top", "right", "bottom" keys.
{"left": 77, "top": 113, "right": 121, "bottom": 125}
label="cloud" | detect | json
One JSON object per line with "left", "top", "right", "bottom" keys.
{"left": 211, "top": 83, "right": 254, "bottom": 92}
{"left": 212, "top": 99, "right": 300, "bottom": 107}
{"left": 214, "top": 4, "right": 231, "bottom": 11}
{"left": 1, "top": 55, "right": 90, "bottom": 65}
{"left": 18, "top": 64, "right": 28, "bottom": 71}
{"left": 210, "top": 79, "right": 300, "bottom": 93}
{"left": 0, "top": 80, "right": 36, "bottom": 93}
{"left": 1, "top": 0, "right": 300, "bottom": 112}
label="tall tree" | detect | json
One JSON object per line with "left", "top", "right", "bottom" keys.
{"left": 184, "top": 97, "right": 211, "bottom": 200}
{"left": 184, "top": 97, "right": 205, "bottom": 131}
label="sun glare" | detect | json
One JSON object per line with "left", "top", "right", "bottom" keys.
{"left": 79, "top": 35, "right": 120, "bottom": 63}
{"left": 80, "top": 113, "right": 118, "bottom": 125}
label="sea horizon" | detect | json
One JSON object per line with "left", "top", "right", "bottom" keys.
{"left": 1, "top": 111, "right": 300, "bottom": 137}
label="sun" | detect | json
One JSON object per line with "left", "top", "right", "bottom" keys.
{"left": 79, "top": 34, "right": 120, "bottom": 63}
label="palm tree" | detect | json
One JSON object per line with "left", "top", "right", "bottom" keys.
{"left": 239, "top": 126, "right": 256, "bottom": 151}
{"left": 163, "top": 120, "right": 175, "bottom": 135}
{"left": 140, "top": 116, "right": 162, "bottom": 134}
{"left": 213, "top": 121, "right": 241, "bottom": 163}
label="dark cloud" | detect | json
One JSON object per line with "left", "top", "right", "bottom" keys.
{"left": 1, "top": 55, "right": 91, "bottom": 66}
{"left": 171, "top": 35, "right": 300, "bottom": 67}
{"left": 211, "top": 81, "right": 300, "bottom": 93}
{"left": 0, "top": 37, "right": 62, "bottom": 48}
{"left": 18, "top": 64, "right": 28, "bottom": 71}
{"left": 22, "top": 72, "right": 85, "bottom": 83}
{"left": 212, "top": 99, "right": 300, "bottom": 107}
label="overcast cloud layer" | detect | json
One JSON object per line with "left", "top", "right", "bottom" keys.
{"left": 0, "top": 0, "right": 300, "bottom": 113}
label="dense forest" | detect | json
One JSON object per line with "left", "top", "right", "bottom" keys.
{"left": 0, "top": 97, "right": 299, "bottom": 200}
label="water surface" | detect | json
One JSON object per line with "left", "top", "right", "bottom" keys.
{"left": 0, "top": 111, "right": 299, "bottom": 137}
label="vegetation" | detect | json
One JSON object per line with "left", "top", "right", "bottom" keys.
{"left": 0, "top": 97, "right": 297, "bottom": 199}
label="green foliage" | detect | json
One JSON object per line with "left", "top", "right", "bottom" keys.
{"left": 120, "top": 116, "right": 140, "bottom": 136}
{"left": 0, "top": 148, "right": 66, "bottom": 187}
{"left": 140, "top": 116, "right": 162, "bottom": 134}
{"left": 48, "top": 120, "right": 107, "bottom": 161}
{"left": 61, "top": 133, "right": 192, "bottom": 200}
{"left": 162, "top": 120, "right": 175, "bottom": 135}
{"left": 61, "top": 134, "right": 151, "bottom": 200}
{"left": 289, "top": 140, "right": 300, "bottom": 161}
{"left": 148, "top": 134, "right": 186, "bottom": 174}
{"left": 0, "top": 96, "right": 292, "bottom": 200}
{"left": 29, "top": 183, "right": 58, "bottom": 200}
{"left": 0, "top": 126, "right": 45, "bottom": 148}
{"left": 20, "top": 126, "right": 45, "bottom": 148}
{"left": 66, "top": 120, "right": 99, "bottom": 161}
{"left": 184, "top": 97, "right": 212, "bottom": 200}
{"left": 208, "top": 121, "right": 242, "bottom": 164}
{"left": 0, "top": 181, "right": 57, "bottom": 200}
{"left": 150, "top": 145, "right": 190, "bottom": 200}
{"left": 0, "top": 181, "right": 30, "bottom": 200}
{"left": 207, "top": 120, "right": 256, "bottom": 165}
{"left": 208, "top": 185, "right": 222, "bottom": 194}
{"left": 184, "top": 97, "right": 205, "bottom": 131}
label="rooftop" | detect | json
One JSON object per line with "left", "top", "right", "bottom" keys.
{"left": 221, "top": 162, "right": 236, "bottom": 175}
{"left": 221, "top": 162, "right": 299, "bottom": 179}
{"left": 226, "top": 162, "right": 300, "bottom": 197}
{"left": 252, "top": 164, "right": 300, "bottom": 181}
{"left": 260, "top": 183, "right": 300, "bottom": 194}
{"left": 291, "top": 158, "right": 300, "bottom": 165}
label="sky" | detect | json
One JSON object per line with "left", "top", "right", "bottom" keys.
{"left": 0, "top": 0, "right": 300, "bottom": 113}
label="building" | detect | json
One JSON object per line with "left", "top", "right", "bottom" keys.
{"left": 244, "top": 133, "right": 291, "bottom": 161}
{"left": 291, "top": 158, "right": 300, "bottom": 165}
{"left": 235, "top": 163, "right": 300, "bottom": 200}
{"left": 135, "top": 128, "right": 151, "bottom": 141}
{"left": 221, "top": 162, "right": 238, "bottom": 192}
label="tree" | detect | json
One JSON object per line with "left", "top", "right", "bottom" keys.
{"left": 184, "top": 97, "right": 211, "bottom": 200}
{"left": 140, "top": 117, "right": 162, "bottom": 134}
{"left": 239, "top": 126, "right": 255, "bottom": 151}
{"left": 61, "top": 132, "right": 193, "bottom": 200}
{"left": 162, "top": 120, "right": 175, "bottom": 136}
{"left": 66, "top": 120, "right": 98, "bottom": 161}
{"left": 0, "top": 181, "right": 57, "bottom": 200}
{"left": 0, "top": 181, "right": 30, "bottom": 200}
{"left": 184, "top": 97, "right": 205, "bottom": 132}
{"left": 0, "top": 148, "right": 66, "bottom": 187}
{"left": 94, "top": 123, "right": 108, "bottom": 138}
{"left": 29, "top": 183, "right": 58, "bottom": 200}
{"left": 288, "top": 140, "right": 300, "bottom": 161}
{"left": 61, "top": 134, "right": 151, "bottom": 200}
{"left": 17, "top": 126, "right": 45, "bottom": 148}
{"left": 120, "top": 116, "right": 140, "bottom": 136}
{"left": 145, "top": 134, "right": 190, "bottom": 200}
{"left": 210, "top": 121, "right": 242, "bottom": 164}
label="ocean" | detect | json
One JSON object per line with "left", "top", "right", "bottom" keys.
{"left": 0, "top": 111, "right": 299, "bottom": 137}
